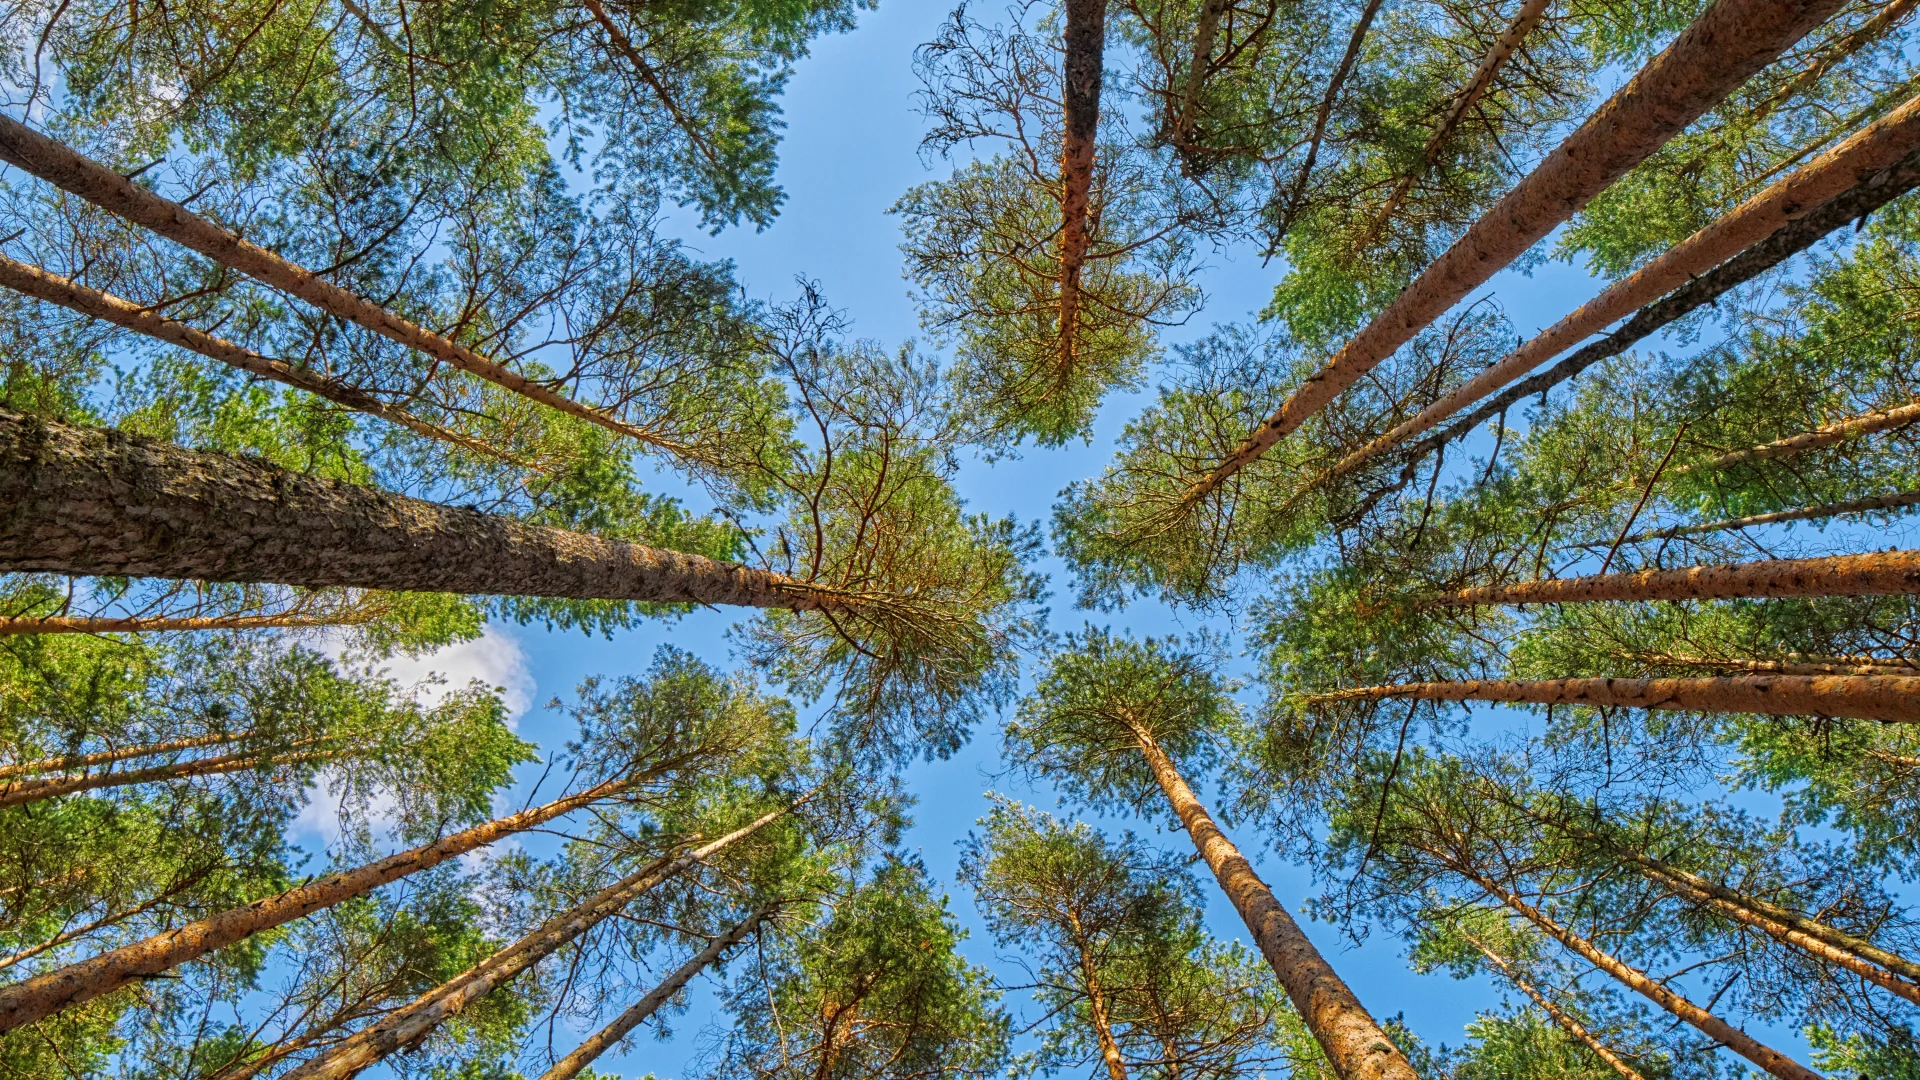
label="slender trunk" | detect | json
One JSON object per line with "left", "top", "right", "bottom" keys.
{"left": 1466, "top": 871, "right": 1823, "bottom": 1080}
{"left": 0, "top": 742, "right": 339, "bottom": 809}
{"left": 1270, "top": 0, "right": 1383, "bottom": 240}
{"left": 1078, "top": 940, "right": 1131, "bottom": 1080}
{"left": 0, "top": 881, "right": 208, "bottom": 973}
{"left": 1186, "top": 0, "right": 1848, "bottom": 502}
{"left": 580, "top": 0, "right": 726, "bottom": 175}
{"left": 1456, "top": 930, "right": 1648, "bottom": 1080}
{"left": 0, "top": 255, "right": 534, "bottom": 470}
{"left": 538, "top": 907, "right": 771, "bottom": 1080}
{"left": 1308, "top": 674, "right": 1920, "bottom": 724}
{"left": 1170, "top": 0, "right": 1231, "bottom": 149}
{"left": 0, "top": 780, "right": 628, "bottom": 1032}
{"left": 1058, "top": 0, "right": 1107, "bottom": 375}
{"left": 1335, "top": 89, "right": 1920, "bottom": 474}
{"left": 1621, "top": 653, "right": 1920, "bottom": 677}
{"left": 1355, "top": 0, "right": 1553, "bottom": 250}
{"left": 0, "top": 731, "right": 254, "bottom": 780}
{"left": 1440, "top": 549, "right": 1920, "bottom": 605}
{"left": 0, "top": 116, "right": 690, "bottom": 458}
{"left": 1621, "top": 490, "right": 1920, "bottom": 542}
{"left": 1119, "top": 716, "right": 1416, "bottom": 1080}
{"left": 1756, "top": 0, "right": 1920, "bottom": 121}
{"left": 282, "top": 803, "right": 794, "bottom": 1080}
{"left": 1700, "top": 399, "right": 1920, "bottom": 473}
{"left": 0, "top": 609, "right": 386, "bottom": 637}
{"left": 0, "top": 410, "right": 840, "bottom": 611}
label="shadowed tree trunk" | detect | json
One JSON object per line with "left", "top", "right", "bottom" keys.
{"left": 0, "top": 410, "right": 847, "bottom": 611}
{"left": 537, "top": 907, "right": 772, "bottom": 1080}
{"left": 0, "top": 116, "right": 690, "bottom": 457}
{"left": 1058, "top": 0, "right": 1108, "bottom": 375}
{"left": 0, "top": 255, "right": 532, "bottom": 469}
{"left": 1439, "top": 550, "right": 1920, "bottom": 605}
{"left": 0, "top": 779, "right": 633, "bottom": 1032}
{"left": 1118, "top": 716, "right": 1417, "bottom": 1080}
{"left": 1456, "top": 929, "right": 1648, "bottom": 1080}
{"left": 0, "top": 732, "right": 257, "bottom": 780}
{"left": 1270, "top": 0, "right": 1383, "bottom": 238}
{"left": 1702, "top": 399, "right": 1920, "bottom": 472}
{"left": 1620, "top": 490, "right": 1920, "bottom": 542}
{"left": 281, "top": 804, "right": 795, "bottom": 1080}
{"left": 1169, "top": 0, "right": 1232, "bottom": 149}
{"left": 1184, "top": 0, "right": 1849, "bottom": 503}
{"left": 1308, "top": 674, "right": 1920, "bottom": 724}
{"left": 0, "top": 741, "right": 337, "bottom": 809}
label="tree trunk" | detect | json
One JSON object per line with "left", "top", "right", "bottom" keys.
{"left": 1270, "top": 0, "right": 1383, "bottom": 239}
{"left": 1058, "top": 0, "right": 1107, "bottom": 374}
{"left": 1309, "top": 674, "right": 1920, "bottom": 724}
{"left": 0, "top": 410, "right": 842, "bottom": 610}
{"left": 0, "top": 780, "right": 629, "bottom": 1032}
{"left": 0, "top": 610, "right": 385, "bottom": 637}
{"left": 537, "top": 907, "right": 771, "bottom": 1080}
{"left": 282, "top": 803, "right": 794, "bottom": 1080}
{"left": 1119, "top": 717, "right": 1417, "bottom": 1080}
{"left": 1185, "top": 0, "right": 1848, "bottom": 502}
{"left": 0, "top": 742, "right": 335, "bottom": 809}
{"left": 1467, "top": 871, "right": 1823, "bottom": 1080}
{"left": 1080, "top": 945, "right": 1131, "bottom": 1080}
{"left": 0, "top": 255, "right": 532, "bottom": 469}
{"left": 580, "top": 0, "right": 727, "bottom": 174}
{"left": 0, "top": 731, "right": 255, "bottom": 780}
{"left": 1701, "top": 399, "right": 1920, "bottom": 472}
{"left": 0, "top": 116, "right": 688, "bottom": 458}
{"left": 1439, "top": 549, "right": 1920, "bottom": 605}
{"left": 1621, "top": 490, "right": 1920, "bottom": 542}
{"left": 1170, "top": 0, "right": 1232, "bottom": 149}
{"left": 1339, "top": 88, "right": 1920, "bottom": 472}
{"left": 1456, "top": 929, "right": 1648, "bottom": 1080}
{"left": 1620, "top": 653, "right": 1920, "bottom": 677}
{"left": 1355, "top": 0, "right": 1553, "bottom": 250}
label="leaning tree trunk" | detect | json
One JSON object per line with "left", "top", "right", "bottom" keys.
{"left": 0, "top": 732, "right": 256, "bottom": 780}
{"left": 1465, "top": 870, "right": 1823, "bottom": 1080}
{"left": 1270, "top": 0, "right": 1382, "bottom": 238}
{"left": 0, "top": 779, "right": 631, "bottom": 1032}
{"left": 0, "top": 410, "right": 844, "bottom": 611}
{"left": 1308, "top": 674, "right": 1920, "bottom": 724}
{"left": 0, "top": 116, "right": 687, "bottom": 457}
{"left": 1170, "top": 0, "right": 1232, "bottom": 149}
{"left": 1619, "top": 653, "right": 1920, "bottom": 677}
{"left": 1057, "top": 0, "right": 1107, "bottom": 374}
{"left": 0, "top": 610, "right": 386, "bottom": 637}
{"left": 1701, "top": 398, "right": 1920, "bottom": 472}
{"left": 1184, "top": 0, "right": 1848, "bottom": 502}
{"left": 1456, "top": 930, "right": 1648, "bottom": 1080}
{"left": 1621, "top": 490, "right": 1920, "bottom": 542}
{"left": 0, "top": 255, "right": 529, "bottom": 469}
{"left": 1081, "top": 946, "right": 1131, "bottom": 1080}
{"left": 282, "top": 803, "right": 794, "bottom": 1080}
{"left": 537, "top": 907, "right": 772, "bottom": 1080}
{"left": 1438, "top": 550, "right": 1920, "bottom": 605}
{"left": 1119, "top": 717, "right": 1417, "bottom": 1080}
{"left": 0, "top": 742, "right": 336, "bottom": 809}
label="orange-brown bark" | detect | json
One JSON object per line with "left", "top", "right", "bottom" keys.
{"left": 1310, "top": 674, "right": 1920, "bottom": 724}
{"left": 1457, "top": 930, "right": 1648, "bottom": 1080}
{"left": 0, "top": 610, "right": 382, "bottom": 637}
{"left": 0, "top": 732, "right": 255, "bottom": 780}
{"left": 0, "top": 742, "right": 336, "bottom": 809}
{"left": 1440, "top": 549, "right": 1920, "bottom": 606}
{"left": 1621, "top": 490, "right": 1920, "bottom": 542}
{"left": 1702, "top": 399, "right": 1920, "bottom": 472}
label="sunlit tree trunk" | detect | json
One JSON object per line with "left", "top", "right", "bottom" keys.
{"left": 1621, "top": 490, "right": 1920, "bottom": 542}
{"left": 1440, "top": 550, "right": 1920, "bottom": 605}
{"left": 1309, "top": 674, "right": 1920, "bottom": 724}
{"left": 1701, "top": 399, "right": 1920, "bottom": 472}
{"left": 0, "top": 732, "right": 255, "bottom": 780}
{"left": 1456, "top": 929, "right": 1648, "bottom": 1080}
{"left": 1118, "top": 716, "right": 1417, "bottom": 1080}
{"left": 0, "top": 741, "right": 336, "bottom": 809}
{"left": 1169, "top": 0, "right": 1231, "bottom": 148}
{"left": 1076, "top": 926, "right": 1131, "bottom": 1080}
{"left": 1058, "top": 0, "right": 1107, "bottom": 375}
{"left": 0, "top": 611, "right": 382, "bottom": 637}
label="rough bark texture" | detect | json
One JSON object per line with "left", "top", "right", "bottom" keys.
{"left": 0, "top": 116, "right": 683, "bottom": 455}
{"left": 283, "top": 805, "right": 792, "bottom": 1080}
{"left": 537, "top": 908, "right": 770, "bottom": 1080}
{"left": 0, "top": 410, "right": 837, "bottom": 610}
{"left": 1312, "top": 674, "right": 1920, "bottom": 724}
{"left": 1187, "top": 0, "right": 1848, "bottom": 501}
{"left": 0, "top": 611, "right": 380, "bottom": 636}
{"left": 1440, "top": 549, "right": 1920, "bottom": 606}
{"left": 1058, "top": 0, "right": 1107, "bottom": 373}
{"left": 1471, "top": 873, "right": 1824, "bottom": 1080}
{"left": 0, "top": 782, "right": 625, "bottom": 1032}
{"left": 1627, "top": 654, "right": 1920, "bottom": 677}
{"left": 1343, "top": 88, "right": 1920, "bottom": 468}
{"left": 1083, "top": 951, "right": 1131, "bottom": 1080}
{"left": 1460, "top": 931, "right": 1648, "bottom": 1080}
{"left": 1356, "top": 0, "right": 1553, "bottom": 248}
{"left": 1122, "top": 719, "right": 1416, "bottom": 1080}
{"left": 1703, "top": 399, "right": 1920, "bottom": 472}
{"left": 0, "top": 732, "right": 252, "bottom": 780}
{"left": 1622, "top": 490, "right": 1920, "bottom": 542}
{"left": 0, "top": 256, "right": 529, "bottom": 468}
{"left": 0, "top": 744, "right": 331, "bottom": 809}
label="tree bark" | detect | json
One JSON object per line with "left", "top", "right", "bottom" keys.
{"left": 0, "top": 410, "right": 844, "bottom": 611}
{"left": 1621, "top": 653, "right": 1920, "bottom": 677}
{"left": 1184, "top": 0, "right": 1848, "bottom": 502}
{"left": 1270, "top": 0, "right": 1384, "bottom": 240}
{"left": 1456, "top": 929, "right": 1648, "bottom": 1080}
{"left": 1338, "top": 88, "right": 1920, "bottom": 473}
{"left": 1170, "top": 0, "right": 1232, "bottom": 149}
{"left": 0, "top": 116, "right": 690, "bottom": 458}
{"left": 0, "top": 255, "right": 533, "bottom": 469}
{"left": 1081, "top": 944, "right": 1131, "bottom": 1080}
{"left": 1700, "top": 399, "right": 1920, "bottom": 473}
{"left": 0, "top": 742, "right": 334, "bottom": 809}
{"left": 537, "top": 907, "right": 771, "bottom": 1080}
{"left": 1058, "top": 0, "right": 1108, "bottom": 374}
{"left": 0, "top": 610, "right": 383, "bottom": 637}
{"left": 1620, "top": 490, "right": 1920, "bottom": 542}
{"left": 1439, "top": 549, "right": 1920, "bottom": 606}
{"left": 0, "top": 731, "right": 255, "bottom": 780}
{"left": 1119, "top": 717, "right": 1416, "bottom": 1080}
{"left": 282, "top": 803, "right": 794, "bottom": 1080}
{"left": 0, "top": 780, "right": 629, "bottom": 1032}
{"left": 1308, "top": 674, "right": 1920, "bottom": 724}
{"left": 1466, "top": 871, "right": 1823, "bottom": 1080}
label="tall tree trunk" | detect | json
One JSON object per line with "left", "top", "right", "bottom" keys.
{"left": 0, "top": 742, "right": 336, "bottom": 809}
{"left": 1619, "top": 653, "right": 1920, "bottom": 677}
{"left": 1456, "top": 929, "right": 1648, "bottom": 1080}
{"left": 538, "top": 907, "right": 771, "bottom": 1080}
{"left": 1439, "top": 549, "right": 1920, "bottom": 605}
{"left": 0, "top": 255, "right": 533, "bottom": 469}
{"left": 1464, "top": 870, "right": 1823, "bottom": 1080}
{"left": 1118, "top": 716, "right": 1417, "bottom": 1080}
{"left": 0, "top": 116, "right": 691, "bottom": 459}
{"left": 1308, "top": 674, "right": 1920, "bottom": 724}
{"left": 579, "top": 0, "right": 727, "bottom": 174}
{"left": 1184, "top": 0, "right": 1848, "bottom": 503}
{"left": 0, "top": 732, "right": 256, "bottom": 780}
{"left": 1337, "top": 88, "right": 1920, "bottom": 473}
{"left": 0, "top": 779, "right": 631, "bottom": 1032}
{"left": 1354, "top": 0, "right": 1553, "bottom": 250}
{"left": 1079, "top": 942, "right": 1131, "bottom": 1080}
{"left": 1700, "top": 399, "right": 1920, "bottom": 472}
{"left": 282, "top": 803, "right": 795, "bottom": 1080}
{"left": 1621, "top": 490, "right": 1920, "bottom": 542}
{"left": 1058, "top": 0, "right": 1107, "bottom": 375}
{"left": 0, "top": 610, "right": 386, "bottom": 637}
{"left": 1270, "top": 0, "right": 1383, "bottom": 240}
{"left": 1170, "top": 0, "right": 1232, "bottom": 149}
{"left": 0, "top": 410, "right": 842, "bottom": 611}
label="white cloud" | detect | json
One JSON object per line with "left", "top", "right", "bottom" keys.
{"left": 366, "top": 626, "right": 538, "bottom": 727}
